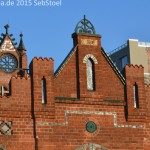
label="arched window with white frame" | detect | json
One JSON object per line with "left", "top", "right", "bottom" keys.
{"left": 42, "top": 77, "right": 47, "bottom": 104}
{"left": 83, "top": 54, "right": 98, "bottom": 91}
{"left": 86, "top": 58, "right": 95, "bottom": 91}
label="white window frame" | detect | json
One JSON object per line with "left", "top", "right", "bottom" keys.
{"left": 133, "top": 84, "right": 139, "bottom": 108}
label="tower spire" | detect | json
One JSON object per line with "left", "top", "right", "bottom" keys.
{"left": 17, "top": 33, "right": 26, "bottom": 51}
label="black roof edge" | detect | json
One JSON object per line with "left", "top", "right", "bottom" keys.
{"left": 101, "top": 47, "right": 126, "bottom": 85}
{"left": 54, "top": 45, "right": 77, "bottom": 78}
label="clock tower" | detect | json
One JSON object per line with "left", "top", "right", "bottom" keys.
{"left": 0, "top": 24, "right": 27, "bottom": 96}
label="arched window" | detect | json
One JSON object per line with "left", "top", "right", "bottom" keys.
{"left": 86, "top": 58, "right": 95, "bottom": 91}
{"left": 42, "top": 77, "right": 47, "bottom": 104}
{"left": 133, "top": 83, "right": 139, "bottom": 108}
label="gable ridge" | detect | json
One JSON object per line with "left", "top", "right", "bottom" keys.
{"left": 0, "top": 35, "right": 20, "bottom": 56}
{"left": 0, "top": 34, "right": 16, "bottom": 49}
{"left": 54, "top": 45, "right": 78, "bottom": 79}
{"left": 101, "top": 47, "right": 126, "bottom": 85}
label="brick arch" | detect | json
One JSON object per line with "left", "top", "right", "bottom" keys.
{"left": 75, "top": 143, "right": 108, "bottom": 150}
{"left": 83, "top": 54, "right": 98, "bottom": 64}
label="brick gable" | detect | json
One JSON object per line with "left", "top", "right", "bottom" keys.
{"left": 0, "top": 20, "right": 149, "bottom": 149}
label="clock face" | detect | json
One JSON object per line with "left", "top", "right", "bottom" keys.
{"left": 0, "top": 54, "right": 17, "bottom": 73}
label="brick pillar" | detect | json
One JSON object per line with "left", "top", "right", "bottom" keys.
{"left": 21, "top": 53, "right": 27, "bottom": 69}
{"left": 30, "top": 57, "right": 55, "bottom": 149}
{"left": 30, "top": 57, "right": 55, "bottom": 118}
{"left": 72, "top": 33, "right": 102, "bottom": 99}
{"left": 144, "top": 85, "right": 150, "bottom": 150}
{"left": 124, "top": 65, "right": 146, "bottom": 121}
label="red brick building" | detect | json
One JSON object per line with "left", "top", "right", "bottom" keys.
{"left": 0, "top": 17, "right": 150, "bottom": 150}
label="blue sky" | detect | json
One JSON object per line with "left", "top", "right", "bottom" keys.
{"left": 0, "top": 0, "right": 150, "bottom": 70}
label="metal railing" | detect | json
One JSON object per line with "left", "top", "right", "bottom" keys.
{"left": 138, "top": 42, "right": 150, "bottom": 47}
{"left": 107, "top": 42, "right": 127, "bottom": 56}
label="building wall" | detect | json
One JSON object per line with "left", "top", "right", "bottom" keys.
{"left": 129, "top": 39, "right": 149, "bottom": 73}
{"left": 109, "top": 42, "right": 130, "bottom": 71}
{"left": 0, "top": 26, "right": 150, "bottom": 150}
{"left": 109, "top": 39, "right": 150, "bottom": 73}
{"left": 0, "top": 77, "right": 35, "bottom": 150}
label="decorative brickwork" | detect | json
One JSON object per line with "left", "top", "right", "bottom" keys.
{"left": 75, "top": 143, "right": 108, "bottom": 150}
{"left": 37, "top": 110, "right": 143, "bottom": 129}
{"left": 0, "top": 121, "right": 12, "bottom": 135}
{"left": 55, "top": 46, "right": 77, "bottom": 79}
{"left": 0, "top": 36, "right": 15, "bottom": 52}
{"left": 83, "top": 54, "right": 98, "bottom": 64}
{"left": 0, "top": 19, "right": 149, "bottom": 149}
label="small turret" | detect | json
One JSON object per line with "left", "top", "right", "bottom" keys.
{"left": 17, "top": 33, "right": 28, "bottom": 72}
{"left": 17, "top": 33, "right": 26, "bottom": 54}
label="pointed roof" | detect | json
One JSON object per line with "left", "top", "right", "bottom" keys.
{"left": 17, "top": 33, "right": 26, "bottom": 51}
{"left": 54, "top": 45, "right": 125, "bottom": 85}
{"left": 101, "top": 47, "right": 125, "bottom": 85}
{"left": 0, "top": 24, "right": 17, "bottom": 48}
{"left": 55, "top": 16, "right": 125, "bottom": 84}
{"left": 54, "top": 46, "right": 77, "bottom": 78}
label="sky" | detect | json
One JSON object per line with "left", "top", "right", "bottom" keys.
{"left": 0, "top": 0, "right": 150, "bottom": 71}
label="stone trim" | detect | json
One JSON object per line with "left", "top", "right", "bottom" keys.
{"left": 0, "top": 121, "right": 12, "bottom": 135}
{"left": 83, "top": 54, "right": 98, "bottom": 64}
{"left": 75, "top": 143, "right": 108, "bottom": 150}
{"left": 101, "top": 48, "right": 126, "bottom": 85}
{"left": 37, "top": 110, "right": 143, "bottom": 129}
{"left": 54, "top": 46, "right": 77, "bottom": 79}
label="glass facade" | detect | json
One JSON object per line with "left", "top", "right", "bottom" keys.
{"left": 121, "top": 56, "right": 127, "bottom": 69}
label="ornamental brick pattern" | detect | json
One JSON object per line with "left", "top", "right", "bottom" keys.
{"left": 0, "top": 19, "right": 150, "bottom": 150}
{"left": 0, "top": 121, "right": 12, "bottom": 135}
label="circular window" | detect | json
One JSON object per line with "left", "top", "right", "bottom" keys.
{"left": 0, "top": 54, "right": 17, "bottom": 73}
{"left": 86, "top": 121, "right": 97, "bottom": 133}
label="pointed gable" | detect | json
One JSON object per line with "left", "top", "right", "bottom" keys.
{"left": 0, "top": 24, "right": 27, "bottom": 87}
{"left": 55, "top": 16, "right": 125, "bottom": 102}
{"left": 0, "top": 35, "right": 16, "bottom": 51}
{"left": 101, "top": 47, "right": 125, "bottom": 85}
{"left": 0, "top": 24, "right": 17, "bottom": 52}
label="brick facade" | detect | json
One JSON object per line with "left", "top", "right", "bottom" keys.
{"left": 0, "top": 18, "right": 150, "bottom": 150}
